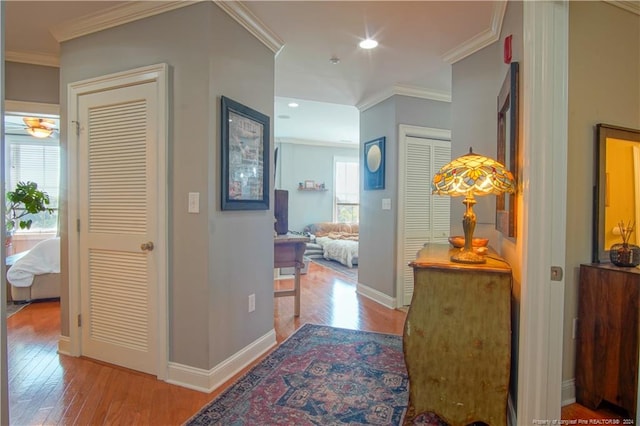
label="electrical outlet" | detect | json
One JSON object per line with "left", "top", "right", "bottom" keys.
{"left": 248, "top": 294, "right": 255, "bottom": 313}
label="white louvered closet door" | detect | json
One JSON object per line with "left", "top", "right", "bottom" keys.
{"left": 78, "top": 81, "right": 158, "bottom": 375}
{"left": 399, "top": 136, "right": 450, "bottom": 306}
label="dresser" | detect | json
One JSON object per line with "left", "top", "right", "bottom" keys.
{"left": 403, "top": 244, "right": 512, "bottom": 426}
{"left": 576, "top": 263, "right": 639, "bottom": 419}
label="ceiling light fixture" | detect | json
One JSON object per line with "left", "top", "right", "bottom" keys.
{"left": 23, "top": 117, "right": 56, "bottom": 139}
{"left": 288, "top": 102, "right": 299, "bottom": 108}
{"left": 329, "top": 57, "right": 340, "bottom": 64}
{"left": 359, "top": 38, "right": 378, "bottom": 49}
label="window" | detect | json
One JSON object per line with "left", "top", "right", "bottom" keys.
{"left": 5, "top": 115, "right": 60, "bottom": 233}
{"left": 334, "top": 159, "right": 359, "bottom": 223}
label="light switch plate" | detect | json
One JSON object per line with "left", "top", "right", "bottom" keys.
{"left": 188, "top": 192, "right": 200, "bottom": 213}
{"left": 382, "top": 198, "right": 391, "bottom": 210}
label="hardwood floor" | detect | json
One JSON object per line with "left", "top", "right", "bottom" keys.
{"left": 6, "top": 261, "right": 626, "bottom": 425}
{"left": 7, "top": 261, "right": 406, "bottom": 425}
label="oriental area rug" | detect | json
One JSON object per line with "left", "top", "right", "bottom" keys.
{"left": 186, "top": 324, "right": 427, "bottom": 426}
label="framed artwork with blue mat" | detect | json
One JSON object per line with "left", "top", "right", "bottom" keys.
{"left": 364, "top": 137, "right": 385, "bottom": 190}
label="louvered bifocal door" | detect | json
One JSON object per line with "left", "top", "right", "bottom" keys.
{"left": 77, "top": 81, "right": 158, "bottom": 375}
{"left": 400, "top": 137, "right": 450, "bottom": 305}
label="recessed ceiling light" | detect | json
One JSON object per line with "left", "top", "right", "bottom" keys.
{"left": 359, "top": 38, "right": 378, "bottom": 49}
{"left": 287, "top": 102, "right": 299, "bottom": 108}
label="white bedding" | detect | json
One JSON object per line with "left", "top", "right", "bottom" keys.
{"left": 7, "top": 237, "right": 60, "bottom": 287}
{"left": 316, "top": 236, "right": 359, "bottom": 268}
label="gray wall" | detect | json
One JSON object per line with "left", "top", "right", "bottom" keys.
{"left": 275, "top": 141, "right": 358, "bottom": 232}
{"left": 451, "top": 1, "right": 523, "bottom": 242}
{"left": 359, "top": 95, "right": 450, "bottom": 298}
{"left": 451, "top": 0, "right": 523, "bottom": 402}
{"left": 5, "top": 62, "right": 59, "bottom": 104}
{"left": 59, "top": 3, "right": 275, "bottom": 370}
{"left": 564, "top": 1, "right": 640, "bottom": 384}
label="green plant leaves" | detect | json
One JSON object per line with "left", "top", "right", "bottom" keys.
{"left": 6, "top": 181, "right": 53, "bottom": 231}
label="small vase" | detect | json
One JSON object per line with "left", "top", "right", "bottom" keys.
{"left": 609, "top": 243, "right": 640, "bottom": 267}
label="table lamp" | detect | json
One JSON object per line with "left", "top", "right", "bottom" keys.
{"left": 432, "top": 148, "right": 515, "bottom": 264}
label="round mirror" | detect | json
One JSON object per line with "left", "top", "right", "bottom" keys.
{"left": 367, "top": 145, "right": 382, "bottom": 172}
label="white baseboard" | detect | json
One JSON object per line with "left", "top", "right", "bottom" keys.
{"left": 562, "top": 378, "right": 576, "bottom": 406}
{"left": 58, "top": 335, "right": 71, "bottom": 356}
{"left": 356, "top": 282, "right": 396, "bottom": 309}
{"left": 166, "top": 328, "right": 277, "bottom": 393}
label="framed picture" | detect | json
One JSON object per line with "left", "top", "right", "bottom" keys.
{"left": 221, "top": 96, "right": 270, "bottom": 210}
{"left": 364, "top": 137, "right": 385, "bottom": 190}
{"left": 304, "top": 180, "right": 315, "bottom": 189}
{"left": 496, "top": 62, "right": 519, "bottom": 237}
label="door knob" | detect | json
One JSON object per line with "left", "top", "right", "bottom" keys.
{"left": 141, "top": 241, "right": 154, "bottom": 252}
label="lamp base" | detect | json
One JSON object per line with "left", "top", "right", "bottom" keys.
{"left": 450, "top": 248, "right": 486, "bottom": 264}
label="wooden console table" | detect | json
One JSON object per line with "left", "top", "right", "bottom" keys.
{"left": 403, "top": 243, "right": 512, "bottom": 426}
{"left": 274, "top": 235, "right": 309, "bottom": 317}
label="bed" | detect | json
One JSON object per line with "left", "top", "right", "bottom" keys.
{"left": 7, "top": 237, "right": 60, "bottom": 302}
{"left": 303, "top": 223, "right": 359, "bottom": 268}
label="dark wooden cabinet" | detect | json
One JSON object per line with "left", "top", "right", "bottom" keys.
{"left": 576, "top": 263, "right": 640, "bottom": 419}
{"left": 403, "top": 244, "right": 512, "bottom": 426}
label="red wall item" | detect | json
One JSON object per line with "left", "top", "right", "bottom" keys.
{"left": 504, "top": 35, "right": 512, "bottom": 64}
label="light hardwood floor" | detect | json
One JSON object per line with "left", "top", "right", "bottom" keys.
{"left": 6, "top": 261, "right": 624, "bottom": 425}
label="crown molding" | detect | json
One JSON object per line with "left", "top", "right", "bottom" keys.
{"left": 213, "top": 1, "right": 284, "bottom": 54}
{"left": 394, "top": 84, "right": 451, "bottom": 103}
{"left": 49, "top": 0, "right": 283, "bottom": 56}
{"left": 441, "top": 0, "right": 507, "bottom": 64}
{"left": 357, "top": 84, "right": 451, "bottom": 112}
{"left": 5, "top": 50, "right": 60, "bottom": 68}
{"left": 50, "top": 1, "right": 195, "bottom": 43}
{"left": 276, "top": 138, "right": 358, "bottom": 148}
{"left": 605, "top": 0, "right": 640, "bottom": 15}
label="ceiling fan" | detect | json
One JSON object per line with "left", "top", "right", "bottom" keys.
{"left": 22, "top": 117, "right": 57, "bottom": 138}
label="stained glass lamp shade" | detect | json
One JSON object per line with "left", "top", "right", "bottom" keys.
{"left": 432, "top": 148, "right": 515, "bottom": 264}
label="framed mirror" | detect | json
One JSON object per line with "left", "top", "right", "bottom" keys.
{"left": 593, "top": 123, "right": 640, "bottom": 263}
{"left": 496, "top": 62, "right": 519, "bottom": 238}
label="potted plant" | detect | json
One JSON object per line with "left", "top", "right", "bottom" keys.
{"left": 6, "top": 181, "right": 53, "bottom": 240}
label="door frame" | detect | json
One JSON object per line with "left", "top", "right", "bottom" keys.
{"left": 2, "top": 99, "right": 60, "bottom": 423}
{"left": 517, "top": 1, "right": 568, "bottom": 423}
{"left": 396, "top": 124, "right": 451, "bottom": 308}
{"left": 67, "top": 63, "right": 169, "bottom": 379}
